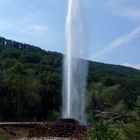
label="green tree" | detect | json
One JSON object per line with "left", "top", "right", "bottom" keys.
{"left": 88, "top": 121, "right": 127, "bottom": 140}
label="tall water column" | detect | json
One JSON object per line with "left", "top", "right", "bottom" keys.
{"left": 62, "top": 0, "right": 88, "bottom": 122}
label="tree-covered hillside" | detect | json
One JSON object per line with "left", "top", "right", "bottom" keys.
{"left": 0, "top": 36, "right": 140, "bottom": 123}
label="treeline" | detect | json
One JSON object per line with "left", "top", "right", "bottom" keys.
{"left": 0, "top": 37, "right": 63, "bottom": 121}
{"left": 0, "top": 37, "right": 140, "bottom": 123}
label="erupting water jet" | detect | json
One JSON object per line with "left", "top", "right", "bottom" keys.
{"left": 62, "top": 0, "right": 88, "bottom": 122}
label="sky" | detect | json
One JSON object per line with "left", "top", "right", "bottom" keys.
{"left": 0, "top": 0, "right": 140, "bottom": 69}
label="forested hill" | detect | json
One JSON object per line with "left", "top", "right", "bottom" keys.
{"left": 0, "top": 36, "right": 140, "bottom": 78}
{"left": 0, "top": 36, "right": 140, "bottom": 122}
{"left": 88, "top": 61, "right": 140, "bottom": 84}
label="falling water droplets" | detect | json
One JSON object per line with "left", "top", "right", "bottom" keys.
{"left": 62, "top": 0, "right": 88, "bottom": 123}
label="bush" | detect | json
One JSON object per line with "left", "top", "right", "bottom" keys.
{"left": 88, "top": 121, "right": 127, "bottom": 140}
{"left": 0, "top": 133, "right": 9, "bottom": 140}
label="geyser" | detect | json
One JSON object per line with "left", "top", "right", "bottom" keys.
{"left": 62, "top": 0, "right": 88, "bottom": 122}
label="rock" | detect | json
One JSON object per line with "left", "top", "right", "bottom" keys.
{"left": 27, "top": 119, "right": 89, "bottom": 140}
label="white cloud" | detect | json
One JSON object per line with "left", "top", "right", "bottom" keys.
{"left": 48, "top": 0, "right": 57, "bottom": 6}
{"left": 20, "top": 22, "right": 60, "bottom": 46}
{"left": 0, "top": 18, "right": 59, "bottom": 48}
{"left": 117, "top": 7, "right": 140, "bottom": 21}
{"left": 92, "top": 25, "right": 140, "bottom": 60}
{"left": 0, "top": 0, "right": 65, "bottom": 52}
{"left": 123, "top": 63, "right": 140, "bottom": 70}
{"left": 21, "top": 24, "right": 49, "bottom": 37}
{"left": 0, "top": 20, "right": 16, "bottom": 30}
{"left": 107, "top": 0, "right": 140, "bottom": 21}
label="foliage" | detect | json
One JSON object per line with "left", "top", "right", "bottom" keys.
{"left": 88, "top": 95, "right": 140, "bottom": 140}
{"left": 88, "top": 121, "right": 127, "bottom": 140}
{"left": 0, "top": 37, "right": 62, "bottom": 121}
{"left": 0, "top": 133, "right": 9, "bottom": 140}
{"left": 0, "top": 36, "right": 140, "bottom": 124}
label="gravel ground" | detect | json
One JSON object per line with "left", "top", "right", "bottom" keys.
{"left": 25, "top": 138, "right": 77, "bottom": 140}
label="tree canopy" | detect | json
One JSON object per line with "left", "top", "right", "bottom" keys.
{"left": 0, "top": 36, "right": 140, "bottom": 124}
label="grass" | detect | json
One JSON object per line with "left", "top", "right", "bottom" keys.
{"left": 0, "top": 133, "right": 9, "bottom": 140}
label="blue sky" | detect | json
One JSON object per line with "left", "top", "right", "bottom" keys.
{"left": 0, "top": 0, "right": 140, "bottom": 69}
